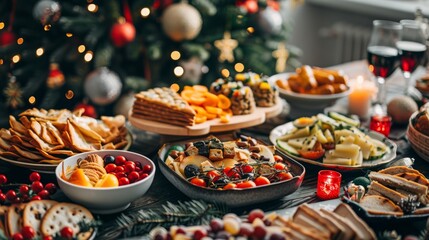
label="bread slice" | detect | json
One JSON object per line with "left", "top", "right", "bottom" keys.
{"left": 395, "top": 172, "right": 429, "bottom": 187}
{"left": 368, "top": 171, "right": 428, "bottom": 196}
{"left": 292, "top": 204, "right": 334, "bottom": 239}
{"left": 319, "top": 209, "right": 355, "bottom": 240}
{"left": 379, "top": 166, "right": 425, "bottom": 177}
{"left": 368, "top": 181, "right": 406, "bottom": 204}
{"left": 359, "top": 195, "right": 403, "bottom": 216}
{"left": 413, "top": 206, "right": 429, "bottom": 215}
{"left": 23, "top": 200, "right": 57, "bottom": 237}
{"left": 281, "top": 219, "right": 328, "bottom": 240}
{"left": 40, "top": 203, "right": 94, "bottom": 240}
{"left": 334, "top": 203, "right": 376, "bottom": 240}
{"left": 6, "top": 204, "right": 25, "bottom": 237}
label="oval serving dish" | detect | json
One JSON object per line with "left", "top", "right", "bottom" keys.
{"left": 157, "top": 135, "right": 306, "bottom": 208}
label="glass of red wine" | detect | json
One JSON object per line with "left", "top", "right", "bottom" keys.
{"left": 397, "top": 19, "right": 427, "bottom": 96}
{"left": 367, "top": 20, "right": 402, "bottom": 115}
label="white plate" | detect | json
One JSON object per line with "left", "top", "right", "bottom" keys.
{"left": 269, "top": 122, "right": 397, "bottom": 171}
{"left": 268, "top": 73, "right": 351, "bottom": 119}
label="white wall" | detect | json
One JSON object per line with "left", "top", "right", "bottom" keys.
{"left": 285, "top": 0, "right": 428, "bottom": 67}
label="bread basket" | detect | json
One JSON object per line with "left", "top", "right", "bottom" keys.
{"left": 406, "top": 111, "right": 429, "bottom": 162}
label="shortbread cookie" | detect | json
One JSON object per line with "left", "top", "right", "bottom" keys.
{"left": 23, "top": 200, "right": 58, "bottom": 237}
{"left": 41, "top": 203, "right": 94, "bottom": 239}
{"left": 7, "top": 203, "right": 25, "bottom": 237}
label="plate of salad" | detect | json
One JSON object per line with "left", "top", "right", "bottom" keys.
{"left": 269, "top": 112, "right": 397, "bottom": 171}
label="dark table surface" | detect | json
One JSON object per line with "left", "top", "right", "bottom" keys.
{"left": 2, "top": 108, "right": 427, "bottom": 239}
{"left": 1, "top": 61, "right": 429, "bottom": 239}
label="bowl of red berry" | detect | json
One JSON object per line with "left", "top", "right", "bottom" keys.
{"left": 55, "top": 150, "right": 155, "bottom": 214}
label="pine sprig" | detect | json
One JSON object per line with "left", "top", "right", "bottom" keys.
{"left": 96, "top": 200, "right": 228, "bottom": 240}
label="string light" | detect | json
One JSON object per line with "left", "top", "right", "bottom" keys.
{"left": 0, "top": 22, "right": 4, "bottom": 30}
{"left": 36, "top": 48, "right": 44, "bottom": 56}
{"left": 65, "top": 90, "right": 74, "bottom": 99}
{"left": 86, "top": 0, "right": 93, "bottom": 3}
{"left": 12, "top": 55, "right": 20, "bottom": 63}
{"left": 87, "top": 3, "right": 98, "bottom": 12}
{"left": 78, "top": 45, "right": 86, "bottom": 53}
{"left": 44, "top": 24, "right": 51, "bottom": 31}
{"left": 84, "top": 51, "right": 93, "bottom": 62}
{"left": 17, "top": 38, "right": 24, "bottom": 45}
{"left": 66, "top": 33, "right": 73, "bottom": 37}
{"left": 170, "top": 51, "right": 181, "bottom": 60}
{"left": 234, "top": 63, "right": 244, "bottom": 72}
{"left": 28, "top": 96, "right": 36, "bottom": 104}
{"left": 140, "top": 7, "right": 150, "bottom": 18}
{"left": 0, "top": 59, "right": 3, "bottom": 65}
{"left": 247, "top": 27, "right": 255, "bottom": 34}
{"left": 221, "top": 68, "right": 230, "bottom": 78}
{"left": 174, "top": 66, "right": 184, "bottom": 77}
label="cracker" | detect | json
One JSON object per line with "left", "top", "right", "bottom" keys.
{"left": 23, "top": 200, "right": 58, "bottom": 237}
{"left": 0, "top": 206, "right": 8, "bottom": 237}
{"left": 41, "top": 203, "right": 94, "bottom": 240}
{"left": 6, "top": 204, "right": 25, "bottom": 237}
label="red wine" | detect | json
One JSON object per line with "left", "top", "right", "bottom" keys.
{"left": 367, "top": 46, "right": 399, "bottom": 78}
{"left": 396, "top": 41, "right": 427, "bottom": 73}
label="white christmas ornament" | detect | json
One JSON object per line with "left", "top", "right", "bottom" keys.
{"left": 84, "top": 67, "right": 122, "bottom": 105}
{"left": 161, "top": 2, "right": 202, "bottom": 41}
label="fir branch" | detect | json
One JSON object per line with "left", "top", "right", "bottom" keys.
{"left": 96, "top": 200, "right": 228, "bottom": 240}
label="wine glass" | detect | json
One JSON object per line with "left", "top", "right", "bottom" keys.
{"left": 367, "top": 20, "right": 402, "bottom": 115}
{"left": 397, "top": 19, "right": 427, "bottom": 96}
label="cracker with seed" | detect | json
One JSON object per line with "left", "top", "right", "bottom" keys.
{"left": 41, "top": 203, "right": 94, "bottom": 240}
{"left": 23, "top": 200, "right": 58, "bottom": 237}
{"left": 6, "top": 204, "right": 25, "bottom": 237}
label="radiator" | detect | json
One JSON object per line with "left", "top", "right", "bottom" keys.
{"left": 320, "top": 22, "right": 371, "bottom": 63}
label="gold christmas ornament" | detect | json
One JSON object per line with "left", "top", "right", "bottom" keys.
{"left": 272, "top": 42, "right": 289, "bottom": 73}
{"left": 4, "top": 76, "right": 23, "bottom": 109}
{"left": 161, "top": 2, "right": 202, "bottom": 42}
{"left": 214, "top": 31, "right": 238, "bottom": 63}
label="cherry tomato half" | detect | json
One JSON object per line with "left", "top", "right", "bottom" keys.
{"left": 254, "top": 176, "right": 270, "bottom": 186}
{"left": 206, "top": 170, "right": 221, "bottom": 182}
{"left": 236, "top": 180, "right": 256, "bottom": 189}
{"left": 297, "top": 150, "right": 325, "bottom": 160}
{"left": 223, "top": 183, "right": 237, "bottom": 190}
{"left": 274, "top": 162, "right": 286, "bottom": 171}
{"left": 277, "top": 172, "right": 293, "bottom": 181}
{"left": 190, "top": 177, "right": 206, "bottom": 187}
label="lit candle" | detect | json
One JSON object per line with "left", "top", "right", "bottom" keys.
{"left": 316, "top": 170, "right": 342, "bottom": 200}
{"left": 369, "top": 115, "right": 392, "bottom": 137}
{"left": 348, "top": 76, "right": 376, "bottom": 119}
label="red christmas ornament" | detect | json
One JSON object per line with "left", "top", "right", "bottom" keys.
{"left": 47, "top": 63, "right": 65, "bottom": 88}
{"left": 153, "top": 0, "right": 174, "bottom": 10}
{"left": 0, "top": 31, "right": 16, "bottom": 47}
{"left": 110, "top": 21, "right": 136, "bottom": 47}
{"left": 236, "top": 0, "right": 259, "bottom": 14}
{"left": 74, "top": 102, "right": 97, "bottom": 118}
{"left": 267, "top": 0, "right": 280, "bottom": 11}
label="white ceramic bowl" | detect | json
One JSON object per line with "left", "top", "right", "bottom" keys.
{"left": 55, "top": 150, "right": 155, "bottom": 214}
{"left": 268, "top": 73, "right": 351, "bottom": 119}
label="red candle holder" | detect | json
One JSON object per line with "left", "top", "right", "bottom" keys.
{"left": 316, "top": 170, "right": 342, "bottom": 200}
{"left": 369, "top": 115, "right": 392, "bottom": 137}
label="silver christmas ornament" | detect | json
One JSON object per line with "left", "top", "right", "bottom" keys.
{"left": 33, "top": 0, "right": 61, "bottom": 25}
{"left": 256, "top": 6, "right": 283, "bottom": 35}
{"left": 84, "top": 67, "right": 122, "bottom": 106}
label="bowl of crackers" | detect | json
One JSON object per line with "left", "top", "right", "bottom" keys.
{"left": 56, "top": 150, "right": 155, "bottom": 214}
{"left": 268, "top": 66, "right": 351, "bottom": 118}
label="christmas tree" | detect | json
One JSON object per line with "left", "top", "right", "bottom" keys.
{"left": 0, "top": 0, "right": 301, "bottom": 127}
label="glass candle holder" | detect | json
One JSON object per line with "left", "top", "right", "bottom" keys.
{"left": 369, "top": 115, "right": 392, "bottom": 137}
{"left": 316, "top": 170, "right": 342, "bottom": 200}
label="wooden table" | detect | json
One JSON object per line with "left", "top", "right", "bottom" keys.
{"left": 1, "top": 61, "right": 428, "bottom": 239}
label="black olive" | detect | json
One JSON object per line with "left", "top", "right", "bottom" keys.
{"left": 242, "top": 172, "right": 254, "bottom": 180}
{"left": 184, "top": 164, "right": 200, "bottom": 178}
